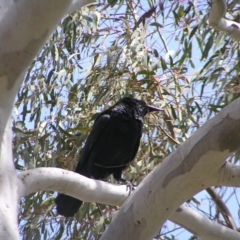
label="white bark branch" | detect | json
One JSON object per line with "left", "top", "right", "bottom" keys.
{"left": 217, "top": 162, "right": 240, "bottom": 187}
{"left": 170, "top": 204, "right": 240, "bottom": 240}
{"left": 18, "top": 167, "right": 240, "bottom": 240}
{"left": 0, "top": 0, "right": 94, "bottom": 239}
{"left": 100, "top": 97, "right": 240, "bottom": 240}
{"left": 0, "top": 116, "right": 19, "bottom": 240}
{"left": 65, "top": 0, "right": 95, "bottom": 15}
{"left": 206, "top": 187, "right": 237, "bottom": 230}
{"left": 17, "top": 168, "right": 129, "bottom": 205}
{"left": 209, "top": 0, "right": 240, "bottom": 40}
{"left": 1, "top": 0, "right": 240, "bottom": 239}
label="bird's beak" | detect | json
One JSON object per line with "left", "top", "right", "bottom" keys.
{"left": 148, "top": 105, "right": 163, "bottom": 112}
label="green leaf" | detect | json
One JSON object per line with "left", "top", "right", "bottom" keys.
{"left": 189, "top": 25, "right": 198, "bottom": 40}
{"left": 202, "top": 35, "right": 214, "bottom": 59}
{"left": 160, "top": 57, "right": 167, "bottom": 70}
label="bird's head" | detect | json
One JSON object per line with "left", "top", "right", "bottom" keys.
{"left": 116, "top": 97, "right": 163, "bottom": 118}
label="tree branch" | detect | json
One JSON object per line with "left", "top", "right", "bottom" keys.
{"left": 206, "top": 187, "right": 237, "bottom": 230}
{"left": 65, "top": 0, "right": 95, "bottom": 15}
{"left": 101, "top": 97, "right": 240, "bottom": 240}
{"left": 17, "top": 167, "right": 129, "bottom": 206}
{"left": 209, "top": 0, "right": 240, "bottom": 40}
{"left": 0, "top": 0, "right": 94, "bottom": 238}
{"left": 18, "top": 167, "right": 240, "bottom": 240}
{"left": 170, "top": 204, "right": 240, "bottom": 240}
{"left": 0, "top": 116, "right": 19, "bottom": 240}
{"left": 217, "top": 161, "right": 240, "bottom": 187}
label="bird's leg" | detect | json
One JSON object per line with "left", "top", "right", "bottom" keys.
{"left": 115, "top": 177, "right": 135, "bottom": 195}
{"left": 119, "top": 178, "right": 135, "bottom": 195}
{"left": 113, "top": 170, "right": 135, "bottom": 195}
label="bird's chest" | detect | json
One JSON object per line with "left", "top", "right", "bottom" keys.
{"left": 110, "top": 115, "right": 142, "bottom": 137}
{"left": 84, "top": 114, "right": 143, "bottom": 178}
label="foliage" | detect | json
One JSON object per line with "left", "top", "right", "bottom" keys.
{"left": 15, "top": 0, "right": 240, "bottom": 239}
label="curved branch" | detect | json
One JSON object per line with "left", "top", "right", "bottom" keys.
{"left": 206, "top": 187, "right": 237, "bottom": 230}
{"left": 18, "top": 167, "right": 240, "bottom": 240}
{"left": 65, "top": 0, "right": 95, "bottom": 15}
{"left": 0, "top": 1, "right": 94, "bottom": 239}
{"left": 209, "top": 0, "right": 240, "bottom": 40}
{"left": 209, "top": 0, "right": 227, "bottom": 23}
{"left": 170, "top": 204, "right": 240, "bottom": 240}
{"left": 17, "top": 167, "right": 129, "bottom": 206}
{"left": 101, "top": 97, "right": 240, "bottom": 240}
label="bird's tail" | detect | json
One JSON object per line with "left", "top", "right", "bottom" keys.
{"left": 55, "top": 194, "right": 83, "bottom": 217}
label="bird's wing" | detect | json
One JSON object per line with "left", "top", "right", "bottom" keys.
{"left": 75, "top": 111, "right": 111, "bottom": 172}
{"left": 130, "top": 136, "right": 141, "bottom": 162}
{"left": 88, "top": 115, "right": 142, "bottom": 168}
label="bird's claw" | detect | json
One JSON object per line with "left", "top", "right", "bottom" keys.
{"left": 124, "top": 181, "right": 135, "bottom": 195}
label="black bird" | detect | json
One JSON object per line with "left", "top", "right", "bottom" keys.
{"left": 55, "top": 97, "right": 162, "bottom": 217}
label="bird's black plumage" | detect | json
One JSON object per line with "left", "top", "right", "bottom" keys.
{"left": 55, "top": 97, "right": 162, "bottom": 217}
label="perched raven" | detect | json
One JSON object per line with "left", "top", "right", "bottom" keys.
{"left": 55, "top": 97, "right": 162, "bottom": 217}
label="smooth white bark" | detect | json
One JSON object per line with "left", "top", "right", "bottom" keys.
{"left": 1, "top": 0, "right": 240, "bottom": 239}
{"left": 17, "top": 166, "right": 240, "bottom": 240}
{"left": 17, "top": 168, "right": 129, "bottom": 205}
{"left": 0, "top": 0, "right": 94, "bottom": 238}
{"left": 0, "top": 115, "right": 19, "bottom": 239}
{"left": 217, "top": 162, "right": 240, "bottom": 187}
{"left": 65, "top": 0, "right": 95, "bottom": 15}
{"left": 101, "top": 98, "right": 240, "bottom": 240}
{"left": 209, "top": 0, "right": 240, "bottom": 40}
{"left": 170, "top": 204, "right": 240, "bottom": 240}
